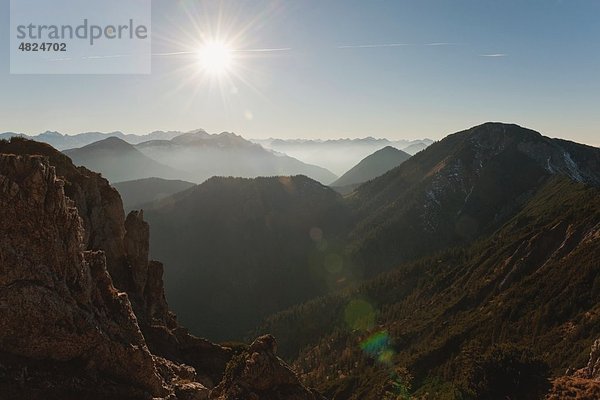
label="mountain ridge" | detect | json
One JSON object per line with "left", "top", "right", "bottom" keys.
{"left": 63, "top": 136, "right": 187, "bottom": 182}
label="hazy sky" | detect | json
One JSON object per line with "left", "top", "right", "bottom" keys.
{"left": 1, "top": 0, "right": 599, "bottom": 145}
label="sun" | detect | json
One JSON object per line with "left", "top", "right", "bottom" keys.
{"left": 196, "top": 41, "right": 234, "bottom": 76}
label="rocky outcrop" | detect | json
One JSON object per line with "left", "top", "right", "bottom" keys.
{"left": 0, "top": 138, "right": 232, "bottom": 383}
{"left": 547, "top": 339, "right": 600, "bottom": 399}
{"left": 0, "top": 139, "right": 324, "bottom": 399}
{"left": 581, "top": 339, "right": 600, "bottom": 380}
{"left": 0, "top": 155, "right": 169, "bottom": 397}
{"left": 210, "top": 335, "right": 325, "bottom": 400}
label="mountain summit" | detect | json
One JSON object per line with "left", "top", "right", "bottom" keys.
{"left": 63, "top": 136, "right": 184, "bottom": 182}
{"left": 332, "top": 145, "right": 411, "bottom": 188}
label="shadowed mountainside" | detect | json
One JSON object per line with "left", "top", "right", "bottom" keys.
{"left": 145, "top": 175, "right": 352, "bottom": 341}
{"left": 253, "top": 137, "right": 433, "bottom": 175}
{"left": 113, "top": 177, "right": 196, "bottom": 212}
{"left": 345, "top": 122, "right": 600, "bottom": 277}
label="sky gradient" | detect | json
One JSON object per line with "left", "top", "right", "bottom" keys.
{"left": 1, "top": 0, "right": 599, "bottom": 145}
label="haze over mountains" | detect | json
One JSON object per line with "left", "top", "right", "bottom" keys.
{"left": 1, "top": 129, "right": 434, "bottom": 188}
{"left": 61, "top": 130, "right": 338, "bottom": 184}
{"left": 0, "top": 130, "right": 182, "bottom": 150}
{"left": 135, "top": 130, "right": 337, "bottom": 184}
{"left": 253, "top": 137, "right": 433, "bottom": 175}
{"left": 64, "top": 137, "right": 186, "bottom": 182}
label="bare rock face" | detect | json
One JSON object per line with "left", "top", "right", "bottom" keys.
{"left": 0, "top": 155, "right": 167, "bottom": 397}
{"left": 124, "top": 210, "right": 171, "bottom": 323}
{"left": 210, "top": 335, "right": 325, "bottom": 400}
{"left": 584, "top": 339, "right": 600, "bottom": 380}
{"left": 0, "top": 138, "right": 232, "bottom": 384}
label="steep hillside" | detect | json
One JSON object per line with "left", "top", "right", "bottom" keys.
{"left": 136, "top": 131, "right": 338, "bottom": 184}
{"left": 145, "top": 175, "right": 352, "bottom": 341}
{"left": 260, "top": 177, "right": 600, "bottom": 399}
{"left": 346, "top": 122, "right": 600, "bottom": 277}
{"left": 113, "top": 177, "right": 196, "bottom": 211}
{"left": 64, "top": 137, "right": 184, "bottom": 182}
{"left": 332, "top": 146, "right": 411, "bottom": 187}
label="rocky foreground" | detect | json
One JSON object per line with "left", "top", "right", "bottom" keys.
{"left": 0, "top": 138, "right": 323, "bottom": 400}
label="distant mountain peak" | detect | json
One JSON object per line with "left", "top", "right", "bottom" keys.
{"left": 39, "top": 130, "right": 63, "bottom": 137}
{"left": 332, "top": 145, "right": 411, "bottom": 187}
{"left": 171, "top": 130, "right": 212, "bottom": 144}
{"left": 84, "top": 135, "right": 134, "bottom": 150}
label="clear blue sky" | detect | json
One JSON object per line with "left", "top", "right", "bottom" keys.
{"left": 1, "top": 0, "right": 599, "bottom": 145}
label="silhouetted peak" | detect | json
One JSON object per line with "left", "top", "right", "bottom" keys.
{"left": 171, "top": 131, "right": 211, "bottom": 144}
{"left": 82, "top": 136, "right": 134, "bottom": 150}
{"left": 39, "top": 130, "right": 64, "bottom": 137}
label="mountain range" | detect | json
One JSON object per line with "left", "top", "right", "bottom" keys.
{"left": 142, "top": 122, "right": 600, "bottom": 343}
{"left": 2, "top": 122, "right": 599, "bottom": 399}
{"left": 144, "top": 122, "right": 598, "bottom": 399}
{"left": 63, "top": 131, "right": 338, "bottom": 184}
{"left": 135, "top": 130, "right": 338, "bottom": 184}
{"left": 0, "top": 130, "right": 433, "bottom": 178}
{"left": 0, "top": 129, "right": 182, "bottom": 150}
{"left": 63, "top": 136, "right": 186, "bottom": 182}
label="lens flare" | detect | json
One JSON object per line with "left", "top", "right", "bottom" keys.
{"left": 344, "top": 299, "right": 375, "bottom": 331}
{"left": 360, "top": 331, "right": 411, "bottom": 399}
{"left": 360, "top": 331, "right": 393, "bottom": 363}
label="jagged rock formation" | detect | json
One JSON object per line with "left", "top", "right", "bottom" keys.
{"left": 0, "top": 138, "right": 231, "bottom": 383}
{"left": 547, "top": 339, "right": 600, "bottom": 399}
{"left": 0, "top": 154, "right": 185, "bottom": 398}
{"left": 210, "top": 335, "right": 325, "bottom": 400}
{"left": 582, "top": 339, "right": 600, "bottom": 380}
{"left": 0, "top": 138, "right": 323, "bottom": 399}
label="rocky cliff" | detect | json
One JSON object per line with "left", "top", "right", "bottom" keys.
{"left": 0, "top": 138, "right": 323, "bottom": 399}
{"left": 547, "top": 339, "right": 600, "bottom": 399}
